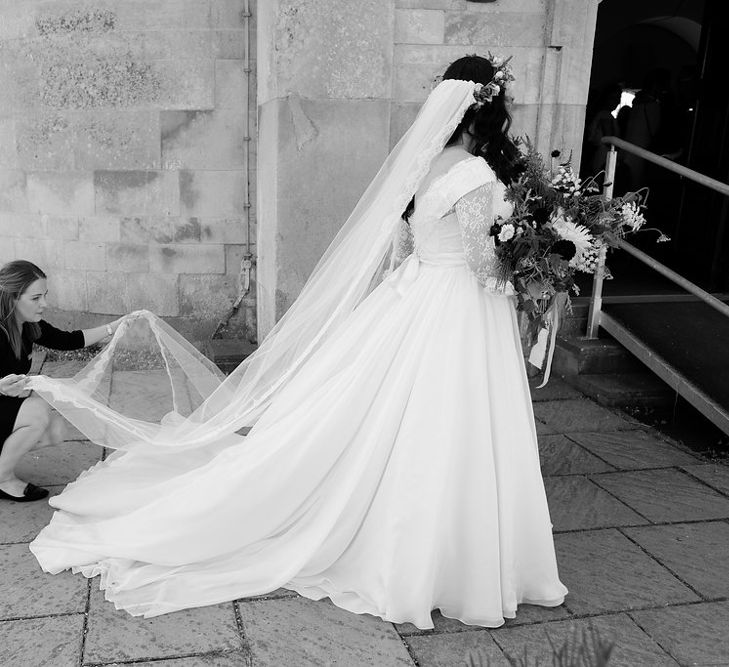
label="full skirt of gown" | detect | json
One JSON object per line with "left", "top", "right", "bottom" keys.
{"left": 30, "top": 255, "right": 567, "bottom": 627}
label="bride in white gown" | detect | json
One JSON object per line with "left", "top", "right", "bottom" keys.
{"left": 29, "top": 55, "right": 567, "bottom": 627}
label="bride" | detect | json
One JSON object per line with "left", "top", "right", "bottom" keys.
{"left": 28, "top": 54, "right": 567, "bottom": 628}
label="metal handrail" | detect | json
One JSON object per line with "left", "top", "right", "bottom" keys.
{"left": 586, "top": 141, "right": 729, "bottom": 338}
{"left": 601, "top": 136, "right": 729, "bottom": 197}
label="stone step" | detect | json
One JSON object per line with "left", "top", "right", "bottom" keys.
{"left": 203, "top": 338, "right": 257, "bottom": 374}
{"left": 553, "top": 336, "right": 645, "bottom": 376}
{"left": 561, "top": 371, "right": 676, "bottom": 409}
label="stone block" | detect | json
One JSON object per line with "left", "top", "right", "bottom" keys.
{"left": 214, "top": 31, "right": 247, "bottom": 60}
{"left": 237, "top": 596, "right": 413, "bottom": 666}
{"left": 397, "top": 0, "right": 547, "bottom": 9}
{"left": 47, "top": 268, "right": 88, "bottom": 311}
{"left": 118, "top": 215, "right": 201, "bottom": 245}
{"left": 444, "top": 11, "right": 545, "bottom": 47}
{"left": 225, "top": 243, "right": 255, "bottom": 275}
{"left": 73, "top": 110, "right": 161, "bottom": 170}
{"left": 149, "top": 243, "right": 226, "bottom": 274}
{"left": 0, "top": 615, "right": 84, "bottom": 666}
{"left": 0, "top": 485, "right": 65, "bottom": 543}
{"left": 39, "top": 215, "right": 79, "bottom": 240}
{"left": 545, "top": 476, "right": 645, "bottom": 531}
{"left": 106, "top": 243, "right": 150, "bottom": 272}
{"left": 538, "top": 434, "right": 615, "bottom": 476}
{"left": 139, "top": 30, "right": 214, "bottom": 61}
{"left": 0, "top": 63, "right": 40, "bottom": 112}
{"left": 555, "top": 529, "right": 699, "bottom": 616}
{"left": 406, "top": 631, "right": 508, "bottom": 666}
{"left": 125, "top": 272, "right": 180, "bottom": 316}
{"left": 529, "top": 377, "right": 582, "bottom": 401}
{"left": 0, "top": 170, "right": 29, "bottom": 213}
{"left": 266, "top": 0, "right": 394, "bottom": 100}
{"left": 95, "top": 170, "right": 180, "bottom": 216}
{"left": 87, "top": 270, "right": 127, "bottom": 313}
{"left": 154, "top": 59, "right": 216, "bottom": 110}
{"left": 394, "top": 62, "right": 440, "bottom": 103}
{"left": 532, "top": 399, "right": 639, "bottom": 433}
{"left": 179, "top": 273, "right": 237, "bottom": 317}
{"left": 492, "top": 613, "right": 677, "bottom": 666}
{"left": 0, "top": 214, "right": 44, "bottom": 238}
{"left": 682, "top": 463, "right": 729, "bottom": 496}
{"left": 15, "top": 237, "right": 64, "bottom": 269}
{"left": 63, "top": 240, "right": 106, "bottom": 271}
{"left": 108, "top": 370, "right": 176, "bottom": 421}
{"left": 567, "top": 430, "right": 699, "bottom": 470}
{"left": 395, "top": 9, "right": 445, "bottom": 45}
{"left": 593, "top": 469, "right": 729, "bottom": 523}
{"left": 212, "top": 0, "right": 249, "bottom": 28}
{"left": 179, "top": 170, "right": 246, "bottom": 217}
{"left": 510, "top": 103, "right": 539, "bottom": 139}
{"left": 0, "top": 543, "right": 87, "bottom": 619}
{"left": 26, "top": 171, "right": 94, "bottom": 216}
{"left": 161, "top": 110, "right": 247, "bottom": 169}
{"left": 0, "top": 237, "right": 15, "bottom": 265}
{"left": 201, "top": 218, "right": 249, "bottom": 244}
{"left": 79, "top": 216, "right": 121, "bottom": 242}
{"left": 15, "top": 114, "right": 75, "bottom": 171}
{"left": 215, "top": 60, "right": 249, "bottom": 110}
{"left": 111, "top": 0, "right": 213, "bottom": 30}
{"left": 83, "top": 588, "right": 240, "bottom": 664}
{"left": 631, "top": 602, "right": 729, "bottom": 665}
{"left": 624, "top": 521, "right": 729, "bottom": 599}
{"left": 0, "top": 118, "right": 18, "bottom": 168}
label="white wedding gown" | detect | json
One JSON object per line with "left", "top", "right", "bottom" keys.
{"left": 31, "top": 153, "right": 567, "bottom": 628}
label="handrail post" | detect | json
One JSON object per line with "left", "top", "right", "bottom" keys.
{"left": 586, "top": 146, "right": 617, "bottom": 339}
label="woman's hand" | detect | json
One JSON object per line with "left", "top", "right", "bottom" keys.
{"left": 0, "top": 374, "right": 30, "bottom": 397}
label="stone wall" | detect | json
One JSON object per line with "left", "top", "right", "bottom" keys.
{"left": 0, "top": 0, "right": 256, "bottom": 341}
{"left": 256, "top": 0, "right": 597, "bottom": 338}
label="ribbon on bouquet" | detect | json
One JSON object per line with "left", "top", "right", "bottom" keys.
{"left": 528, "top": 291, "right": 568, "bottom": 388}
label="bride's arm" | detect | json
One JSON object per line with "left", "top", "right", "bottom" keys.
{"left": 455, "top": 183, "right": 499, "bottom": 288}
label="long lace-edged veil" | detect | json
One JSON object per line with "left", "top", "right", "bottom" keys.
{"left": 27, "top": 80, "right": 480, "bottom": 453}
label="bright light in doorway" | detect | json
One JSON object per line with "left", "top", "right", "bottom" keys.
{"left": 612, "top": 90, "right": 636, "bottom": 118}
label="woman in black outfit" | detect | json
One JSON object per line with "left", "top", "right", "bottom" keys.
{"left": 0, "top": 260, "right": 122, "bottom": 502}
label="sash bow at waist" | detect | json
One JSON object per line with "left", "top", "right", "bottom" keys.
{"left": 384, "top": 251, "right": 467, "bottom": 296}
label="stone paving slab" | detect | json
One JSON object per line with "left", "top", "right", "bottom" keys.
{"left": 0, "top": 485, "right": 64, "bottom": 544}
{"left": 555, "top": 529, "right": 699, "bottom": 616}
{"left": 681, "top": 463, "right": 729, "bottom": 496}
{"left": 538, "top": 434, "right": 616, "bottom": 476}
{"left": 16, "top": 440, "right": 102, "bottom": 486}
{"left": 99, "top": 653, "right": 251, "bottom": 666}
{"left": 535, "top": 420, "right": 558, "bottom": 435}
{"left": 567, "top": 430, "right": 700, "bottom": 470}
{"left": 623, "top": 521, "right": 729, "bottom": 599}
{"left": 532, "top": 399, "right": 641, "bottom": 433}
{"left": 0, "top": 614, "right": 84, "bottom": 667}
{"left": 491, "top": 613, "right": 678, "bottom": 666}
{"left": 593, "top": 469, "right": 729, "bottom": 523}
{"left": 405, "top": 630, "right": 509, "bottom": 667}
{"left": 545, "top": 476, "right": 646, "bottom": 531}
{"left": 631, "top": 601, "right": 729, "bottom": 666}
{"left": 0, "top": 543, "right": 87, "bottom": 619}
{"left": 108, "top": 370, "right": 178, "bottom": 422}
{"left": 84, "top": 588, "right": 242, "bottom": 664}
{"left": 237, "top": 597, "right": 414, "bottom": 667}
{"left": 528, "top": 378, "right": 582, "bottom": 402}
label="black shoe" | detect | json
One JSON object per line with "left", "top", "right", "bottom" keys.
{"left": 0, "top": 483, "right": 49, "bottom": 502}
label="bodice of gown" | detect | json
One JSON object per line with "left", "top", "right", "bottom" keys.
{"left": 407, "top": 155, "right": 514, "bottom": 290}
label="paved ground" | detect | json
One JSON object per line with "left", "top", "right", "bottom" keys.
{"left": 2, "top": 363, "right": 729, "bottom": 666}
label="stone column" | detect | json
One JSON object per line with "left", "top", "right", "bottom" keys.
{"left": 256, "top": 0, "right": 395, "bottom": 339}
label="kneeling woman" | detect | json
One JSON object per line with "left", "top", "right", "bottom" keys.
{"left": 0, "top": 260, "right": 122, "bottom": 502}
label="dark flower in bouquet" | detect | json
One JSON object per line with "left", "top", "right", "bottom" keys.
{"left": 489, "top": 138, "right": 668, "bottom": 378}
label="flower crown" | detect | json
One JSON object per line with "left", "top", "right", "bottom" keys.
{"left": 472, "top": 52, "right": 515, "bottom": 107}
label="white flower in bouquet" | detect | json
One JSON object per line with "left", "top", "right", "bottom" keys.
{"left": 498, "top": 223, "right": 516, "bottom": 243}
{"left": 550, "top": 165, "right": 582, "bottom": 194}
{"left": 548, "top": 213, "right": 594, "bottom": 267}
{"left": 620, "top": 201, "right": 646, "bottom": 231}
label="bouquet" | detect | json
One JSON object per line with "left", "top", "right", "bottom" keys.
{"left": 489, "top": 139, "right": 668, "bottom": 383}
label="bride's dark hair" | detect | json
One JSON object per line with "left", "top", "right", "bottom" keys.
{"left": 402, "top": 55, "right": 522, "bottom": 222}
{"left": 442, "top": 55, "right": 522, "bottom": 185}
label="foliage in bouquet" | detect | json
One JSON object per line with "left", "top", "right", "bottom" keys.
{"left": 490, "top": 138, "right": 666, "bottom": 332}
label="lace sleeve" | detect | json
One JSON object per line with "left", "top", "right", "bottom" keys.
{"left": 391, "top": 218, "right": 414, "bottom": 268}
{"left": 455, "top": 183, "right": 501, "bottom": 289}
